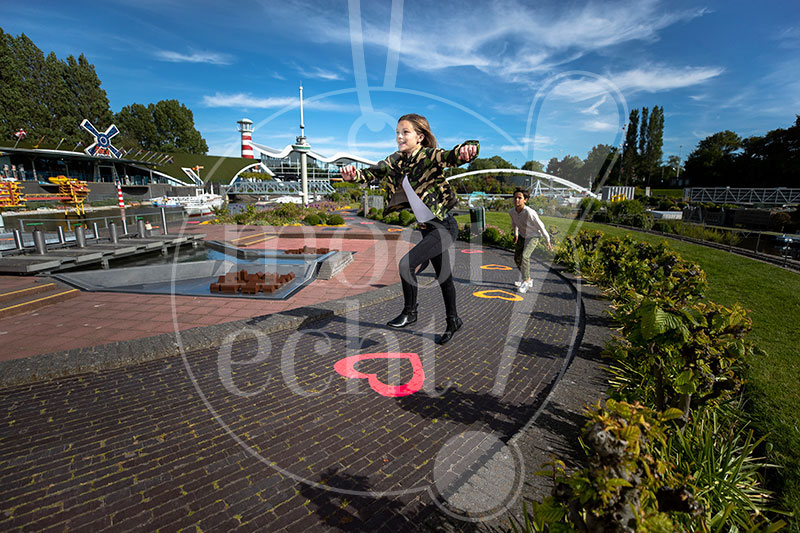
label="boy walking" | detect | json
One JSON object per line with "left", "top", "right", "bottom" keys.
{"left": 509, "top": 187, "right": 552, "bottom": 293}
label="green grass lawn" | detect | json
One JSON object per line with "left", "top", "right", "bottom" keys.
{"left": 458, "top": 211, "right": 800, "bottom": 523}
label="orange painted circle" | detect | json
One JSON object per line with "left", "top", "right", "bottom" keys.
{"left": 472, "top": 289, "right": 524, "bottom": 301}
{"left": 387, "top": 228, "right": 403, "bottom": 232}
{"left": 480, "top": 264, "right": 513, "bottom": 271}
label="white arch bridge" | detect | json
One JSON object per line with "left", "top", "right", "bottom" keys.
{"left": 222, "top": 168, "right": 595, "bottom": 199}
{"left": 446, "top": 168, "right": 597, "bottom": 198}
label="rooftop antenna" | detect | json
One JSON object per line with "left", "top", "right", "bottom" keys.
{"left": 298, "top": 83, "right": 306, "bottom": 142}
{"left": 294, "top": 83, "right": 310, "bottom": 204}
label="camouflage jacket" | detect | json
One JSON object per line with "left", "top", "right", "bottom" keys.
{"left": 353, "top": 140, "right": 480, "bottom": 220}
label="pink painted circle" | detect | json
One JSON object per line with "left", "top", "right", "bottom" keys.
{"left": 461, "top": 249, "right": 484, "bottom": 254}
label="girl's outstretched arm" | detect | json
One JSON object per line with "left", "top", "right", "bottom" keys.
{"left": 340, "top": 153, "right": 399, "bottom": 182}
{"left": 437, "top": 140, "right": 480, "bottom": 167}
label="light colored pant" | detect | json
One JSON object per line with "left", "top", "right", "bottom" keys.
{"left": 514, "top": 236, "right": 539, "bottom": 280}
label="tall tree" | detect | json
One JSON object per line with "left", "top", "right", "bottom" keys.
{"left": 621, "top": 109, "right": 639, "bottom": 185}
{"left": 64, "top": 54, "right": 113, "bottom": 129}
{"left": 0, "top": 30, "right": 113, "bottom": 147}
{"left": 684, "top": 130, "right": 742, "bottom": 187}
{"left": 467, "top": 155, "right": 516, "bottom": 171}
{"left": 115, "top": 103, "right": 159, "bottom": 150}
{"left": 737, "top": 116, "right": 800, "bottom": 187}
{"left": 522, "top": 160, "right": 544, "bottom": 173}
{"left": 583, "top": 144, "right": 618, "bottom": 189}
{"left": 643, "top": 106, "right": 665, "bottom": 184}
{"left": 152, "top": 99, "right": 208, "bottom": 154}
{"left": 114, "top": 100, "right": 208, "bottom": 154}
{"left": 547, "top": 155, "right": 585, "bottom": 187}
{"left": 637, "top": 106, "right": 650, "bottom": 181}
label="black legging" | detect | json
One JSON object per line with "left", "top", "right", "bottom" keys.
{"left": 398, "top": 214, "right": 459, "bottom": 319}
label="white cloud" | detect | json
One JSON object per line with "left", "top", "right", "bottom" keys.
{"left": 287, "top": 0, "right": 710, "bottom": 83}
{"left": 523, "top": 136, "right": 555, "bottom": 148}
{"left": 582, "top": 119, "right": 617, "bottom": 132}
{"left": 294, "top": 65, "right": 345, "bottom": 81}
{"left": 201, "top": 93, "right": 355, "bottom": 112}
{"left": 552, "top": 65, "right": 724, "bottom": 101}
{"left": 499, "top": 135, "right": 554, "bottom": 152}
{"left": 581, "top": 95, "right": 608, "bottom": 115}
{"left": 155, "top": 50, "right": 233, "bottom": 65}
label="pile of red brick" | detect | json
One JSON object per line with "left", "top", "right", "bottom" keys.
{"left": 210, "top": 270, "right": 296, "bottom": 295}
{"left": 285, "top": 246, "right": 330, "bottom": 254}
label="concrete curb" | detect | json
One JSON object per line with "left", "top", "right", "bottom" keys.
{"left": 0, "top": 282, "right": 404, "bottom": 389}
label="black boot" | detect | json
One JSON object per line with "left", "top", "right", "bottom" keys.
{"left": 436, "top": 316, "right": 463, "bottom": 345}
{"left": 387, "top": 307, "right": 417, "bottom": 328}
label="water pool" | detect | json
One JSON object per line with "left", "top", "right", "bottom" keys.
{"left": 52, "top": 241, "right": 335, "bottom": 300}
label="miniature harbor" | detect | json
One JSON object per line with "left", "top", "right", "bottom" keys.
{"left": 0, "top": 229, "right": 204, "bottom": 274}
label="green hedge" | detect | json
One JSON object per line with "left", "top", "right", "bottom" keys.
{"left": 511, "top": 231, "right": 787, "bottom": 531}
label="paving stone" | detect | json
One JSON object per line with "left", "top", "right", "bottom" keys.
{"left": 0, "top": 222, "right": 601, "bottom": 531}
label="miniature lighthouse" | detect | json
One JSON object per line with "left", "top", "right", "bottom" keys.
{"left": 237, "top": 118, "right": 254, "bottom": 159}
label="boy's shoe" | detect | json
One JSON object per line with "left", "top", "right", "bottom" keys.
{"left": 514, "top": 280, "right": 523, "bottom": 287}
{"left": 518, "top": 280, "right": 532, "bottom": 293}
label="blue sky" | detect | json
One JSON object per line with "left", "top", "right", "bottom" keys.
{"left": 4, "top": 0, "right": 799, "bottom": 171}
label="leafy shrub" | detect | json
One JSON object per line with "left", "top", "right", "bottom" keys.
{"left": 458, "top": 223, "right": 472, "bottom": 242}
{"left": 383, "top": 211, "right": 400, "bottom": 225}
{"left": 512, "top": 400, "right": 691, "bottom": 532}
{"left": 488, "top": 198, "right": 514, "bottom": 211}
{"left": 661, "top": 402, "right": 783, "bottom": 531}
{"left": 770, "top": 212, "right": 793, "bottom": 233}
{"left": 607, "top": 299, "right": 756, "bottom": 416}
{"left": 316, "top": 212, "right": 328, "bottom": 225}
{"left": 577, "top": 197, "right": 604, "bottom": 220}
{"left": 652, "top": 220, "right": 743, "bottom": 246}
{"left": 482, "top": 225, "right": 502, "bottom": 244}
{"left": 532, "top": 229, "right": 787, "bottom": 530}
{"left": 607, "top": 199, "right": 654, "bottom": 229}
{"left": 303, "top": 214, "right": 321, "bottom": 225}
{"left": 398, "top": 210, "right": 416, "bottom": 226}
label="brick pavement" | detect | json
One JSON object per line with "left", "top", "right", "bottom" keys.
{"left": 0, "top": 218, "right": 585, "bottom": 532}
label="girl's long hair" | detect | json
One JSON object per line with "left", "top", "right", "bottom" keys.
{"left": 398, "top": 113, "right": 437, "bottom": 149}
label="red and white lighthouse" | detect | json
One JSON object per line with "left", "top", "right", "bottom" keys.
{"left": 237, "top": 118, "right": 254, "bottom": 159}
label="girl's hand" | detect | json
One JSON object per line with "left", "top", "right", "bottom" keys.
{"left": 340, "top": 165, "right": 357, "bottom": 181}
{"left": 459, "top": 144, "right": 478, "bottom": 162}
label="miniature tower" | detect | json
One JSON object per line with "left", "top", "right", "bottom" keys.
{"left": 292, "top": 85, "right": 311, "bottom": 205}
{"left": 237, "top": 118, "right": 254, "bottom": 159}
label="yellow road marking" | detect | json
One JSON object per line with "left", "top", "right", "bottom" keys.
{"left": 0, "top": 283, "right": 55, "bottom": 299}
{"left": 242, "top": 235, "right": 277, "bottom": 246}
{"left": 0, "top": 289, "right": 79, "bottom": 312}
{"left": 230, "top": 232, "right": 270, "bottom": 243}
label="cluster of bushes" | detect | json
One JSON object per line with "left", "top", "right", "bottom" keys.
{"left": 211, "top": 203, "right": 345, "bottom": 226}
{"left": 653, "top": 220, "right": 743, "bottom": 246}
{"left": 327, "top": 182, "right": 364, "bottom": 204}
{"left": 769, "top": 211, "right": 799, "bottom": 233}
{"left": 456, "top": 222, "right": 560, "bottom": 250}
{"left": 511, "top": 231, "right": 786, "bottom": 531}
{"left": 644, "top": 196, "right": 688, "bottom": 211}
{"left": 365, "top": 207, "right": 417, "bottom": 226}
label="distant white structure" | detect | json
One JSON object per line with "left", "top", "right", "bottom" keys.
{"left": 601, "top": 186, "right": 635, "bottom": 202}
